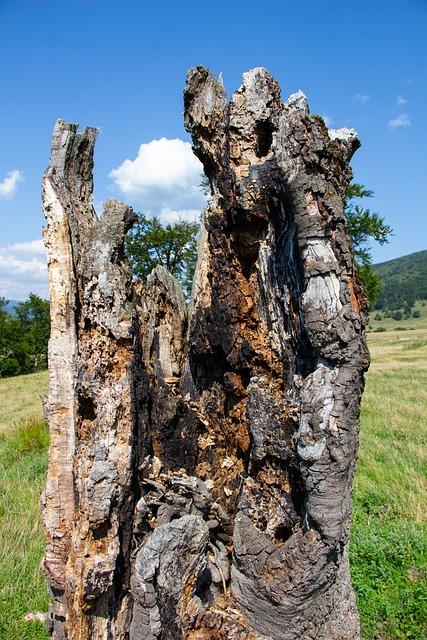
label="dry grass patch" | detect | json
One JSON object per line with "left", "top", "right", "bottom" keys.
{"left": 0, "top": 370, "right": 48, "bottom": 432}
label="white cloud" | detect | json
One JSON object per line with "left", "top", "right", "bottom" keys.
{"left": 5, "top": 239, "right": 46, "bottom": 255}
{"left": 388, "top": 113, "right": 411, "bottom": 129}
{"left": 353, "top": 94, "right": 370, "bottom": 104}
{"left": 396, "top": 95, "right": 407, "bottom": 106}
{"left": 159, "top": 207, "right": 201, "bottom": 225}
{"left": 321, "top": 115, "right": 334, "bottom": 128}
{"left": 0, "top": 239, "right": 48, "bottom": 299}
{"left": 109, "top": 138, "right": 207, "bottom": 216}
{"left": 0, "top": 169, "right": 24, "bottom": 199}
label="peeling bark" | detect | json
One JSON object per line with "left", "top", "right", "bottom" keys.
{"left": 42, "top": 68, "right": 369, "bottom": 640}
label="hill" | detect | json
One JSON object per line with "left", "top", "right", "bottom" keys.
{"left": 373, "top": 249, "right": 427, "bottom": 311}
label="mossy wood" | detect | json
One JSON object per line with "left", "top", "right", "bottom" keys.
{"left": 42, "top": 67, "right": 369, "bottom": 639}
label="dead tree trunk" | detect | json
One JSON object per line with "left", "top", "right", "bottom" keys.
{"left": 42, "top": 121, "right": 142, "bottom": 638}
{"left": 42, "top": 68, "right": 369, "bottom": 640}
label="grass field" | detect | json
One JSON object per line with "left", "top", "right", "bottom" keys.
{"left": 351, "top": 322, "right": 427, "bottom": 638}
{"left": 0, "top": 330, "right": 426, "bottom": 639}
{"left": 0, "top": 370, "right": 48, "bottom": 432}
{"left": 0, "top": 371, "right": 49, "bottom": 640}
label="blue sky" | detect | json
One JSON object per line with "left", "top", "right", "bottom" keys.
{"left": 0, "top": 0, "right": 426, "bottom": 299}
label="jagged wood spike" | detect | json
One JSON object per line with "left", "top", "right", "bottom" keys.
{"left": 42, "top": 68, "right": 369, "bottom": 640}
{"left": 42, "top": 120, "right": 142, "bottom": 639}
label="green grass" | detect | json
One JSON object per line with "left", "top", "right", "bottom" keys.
{"left": 350, "top": 322, "right": 427, "bottom": 639}
{"left": 0, "top": 415, "right": 50, "bottom": 640}
{"left": 0, "top": 327, "right": 426, "bottom": 638}
{"left": 0, "top": 369, "right": 49, "bottom": 638}
{"left": 0, "top": 370, "right": 48, "bottom": 432}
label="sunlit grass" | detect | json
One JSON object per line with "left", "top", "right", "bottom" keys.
{"left": 350, "top": 321, "right": 427, "bottom": 639}
{"left": 0, "top": 370, "right": 48, "bottom": 432}
{"left": 0, "top": 415, "right": 50, "bottom": 640}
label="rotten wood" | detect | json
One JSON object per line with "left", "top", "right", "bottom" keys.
{"left": 42, "top": 68, "right": 369, "bottom": 640}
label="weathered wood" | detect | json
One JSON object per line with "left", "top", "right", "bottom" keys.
{"left": 42, "top": 121, "right": 142, "bottom": 639}
{"left": 42, "top": 68, "right": 369, "bottom": 640}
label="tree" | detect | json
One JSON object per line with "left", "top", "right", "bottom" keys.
{"left": 344, "top": 183, "right": 392, "bottom": 305}
{"left": 403, "top": 304, "right": 412, "bottom": 317}
{"left": 0, "top": 293, "right": 50, "bottom": 377}
{"left": 0, "top": 296, "right": 8, "bottom": 315}
{"left": 125, "top": 213, "right": 199, "bottom": 299}
{"left": 42, "top": 69, "right": 368, "bottom": 640}
{"left": 0, "top": 298, "right": 19, "bottom": 376}
{"left": 15, "top": 293, "right": 50, "bottom": 371}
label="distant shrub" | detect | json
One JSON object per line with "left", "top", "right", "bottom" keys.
{"left": 374, "top": 327, "right": 387, "bottom": 332}
{"left": 374, "top": 314, "right": 383, "bottom": 321}
{"left": 392, "top": 311, "right": 403, "bottom": 321}
{"left": 412, "top": 310, "right": 421, "bottom": 318}
{"left": 403, "top": 339, "right": 427, "bottom": 351}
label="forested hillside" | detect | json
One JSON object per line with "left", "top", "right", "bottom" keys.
{"left": 373, "top": 250, "right": 427, "bottom": 312}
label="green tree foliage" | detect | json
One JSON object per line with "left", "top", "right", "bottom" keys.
{"left": 125, "top": 214, "right": 199, "bottom": 299}
{"left": 0, "top": 293, "right": 50, "bottom": 378}
{"left": 344, "top": 183, "right": 392, "bottom": 305}
{"left": 15, "top": 294, "right": 50, "bottom": 371}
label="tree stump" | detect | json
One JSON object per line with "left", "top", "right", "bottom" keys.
{"left": 42, "top": 67, "right": 369, "bottom": 640}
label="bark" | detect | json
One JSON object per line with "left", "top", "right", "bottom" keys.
{"left": 42, "top": 68, "right": 369, "bottom": 640}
